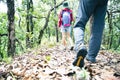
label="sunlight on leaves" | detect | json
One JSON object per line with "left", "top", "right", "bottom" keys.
{"left": 3, "top": 57, "right": 12, "bottom": 64}
{"left": 45, "top": 55, "right": 51, "bottom": 61}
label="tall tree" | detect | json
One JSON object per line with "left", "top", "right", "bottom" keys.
{"left": 26, "top": 0, "right": 34, "bottom": 48}
{"left": 54, "top": 0, "right": 59, "bottom": 42}
{"left": 7, "top": 0, "right": 15, "bottom": 56}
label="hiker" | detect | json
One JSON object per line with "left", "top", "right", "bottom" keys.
{"left": 58, "top": 1, "right": 74, "bottom": 50}
{"left": 73, "top": 0, "right": 108, "bottom": 68}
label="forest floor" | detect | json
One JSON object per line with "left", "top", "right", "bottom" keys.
{"left": 0, "top": 45, "right": 120, "bottom": 80}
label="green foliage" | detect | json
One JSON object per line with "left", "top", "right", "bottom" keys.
{"left": 2, "top": 57, "right": 12, "bottom": 64}
{"left": 0, "top": 0, "right": 120, "bottom": 60}
{"left": 0, "top": 13, "right": 7, "bottom": 33}
{"left": 101, "top": 0, "right": 120, "bottom": 51}
{"left": 0, "top": 13, "right": 8, "bottom": 59}
{"left": 14, "top": 0, "right": 120, "bottom": 53}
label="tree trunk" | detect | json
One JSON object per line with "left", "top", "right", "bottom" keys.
{"left": 108, "top": 12, "right": 113, "bottom": 49}
{"left": 54, "top": 0, "right": 59, "bottom": 42}
{"left": 48, "top": 27, "right": 51, "bottom": 40}
{"left": 7, "top": 0, "right": 15, "bottom": 57}
{"left": 26, "top": 0, "right": 30, "bottom": 48}
{"left": 26, "top": 0, "right": 34, "bottom": 48}
{"left": 30, "top": 0, "right": 34, "bottom": 43}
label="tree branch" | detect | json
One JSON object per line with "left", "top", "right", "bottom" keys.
{"left": 50, "top": 0, "right": 67, "bottom": 11}
{"left": 112, "top": 10, "right": 120, "bottom": 13}
{"left": 38, "top": 0, "right": 66, "bottom": 44}
{"left": 0, "top": 34, "right": 8, "bottom": 37}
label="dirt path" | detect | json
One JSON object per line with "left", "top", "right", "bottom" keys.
{"left": 0, "top": 45, "right": 120, "bottom": 80}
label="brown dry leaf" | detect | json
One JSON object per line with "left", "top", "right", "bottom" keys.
{"left": 94, "top": 75, "right": 103, "bottom": 80}
{"left": 100, "top": 51, "right": 105, "bottom": 55}
{"left": 36, "top": 71, "right": 50, "bottom": 79}
{"left": 22, "top": 77, "right": 33, "bottom": 80}
{"left": 12, "top": 68, "right": 21, "bottom": 76}
{"left": 24, "top": 69, "right": 34, "bottom": 78}
{"left": 102, "top": 75, "right": 119, "bottom": 80}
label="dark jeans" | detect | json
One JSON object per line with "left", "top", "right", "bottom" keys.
{"left": 74, "top": 0, "right": 108, "bottom": 62}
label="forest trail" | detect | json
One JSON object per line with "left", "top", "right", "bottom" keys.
{"left": 0, "top": 45, "right": 120, "bottom": 80}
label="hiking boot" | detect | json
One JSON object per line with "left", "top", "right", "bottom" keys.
{"left": 73, "top": 44, "right": 87, "bottom": 68}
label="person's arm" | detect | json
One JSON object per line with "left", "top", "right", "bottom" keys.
{"left": 58, "top": 11, "right": 62, "bottom": 27}
{"left": 70, "top": 10, "right": 74, "bottom": 22}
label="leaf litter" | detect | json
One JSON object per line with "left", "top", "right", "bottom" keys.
{"left": 0, "top": 45, "right": 120, "bottom": 80}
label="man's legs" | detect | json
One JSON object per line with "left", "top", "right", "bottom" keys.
{"left": 73, "top": 0, "right": 97, "bottom": 68}
{"left": 74, "top": 0, "right": 97, "bottom": 52}
{"left": 86, "top": 3, "right": 108, "bottom": 62}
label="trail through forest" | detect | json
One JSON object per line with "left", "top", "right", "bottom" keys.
{"left": 0, "top": 45, "right": 120, "bottom": 80}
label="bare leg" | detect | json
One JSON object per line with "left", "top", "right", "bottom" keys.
{"left": 66, "top": 32, "right": 74, "bottom": 47}
{"left": 61, "top": 32, "right": 67, "bottom": 48}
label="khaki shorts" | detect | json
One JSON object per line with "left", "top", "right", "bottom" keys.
{"left": 61, "top": 26, "right": 71, "bottom": 33}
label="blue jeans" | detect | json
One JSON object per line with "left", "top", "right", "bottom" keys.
{"left": 74, "top": 0, "right": 108, "bottom": 62}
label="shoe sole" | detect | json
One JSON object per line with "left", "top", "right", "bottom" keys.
{"left": 73, "top": 48, "right": 87, "bottom": 68}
